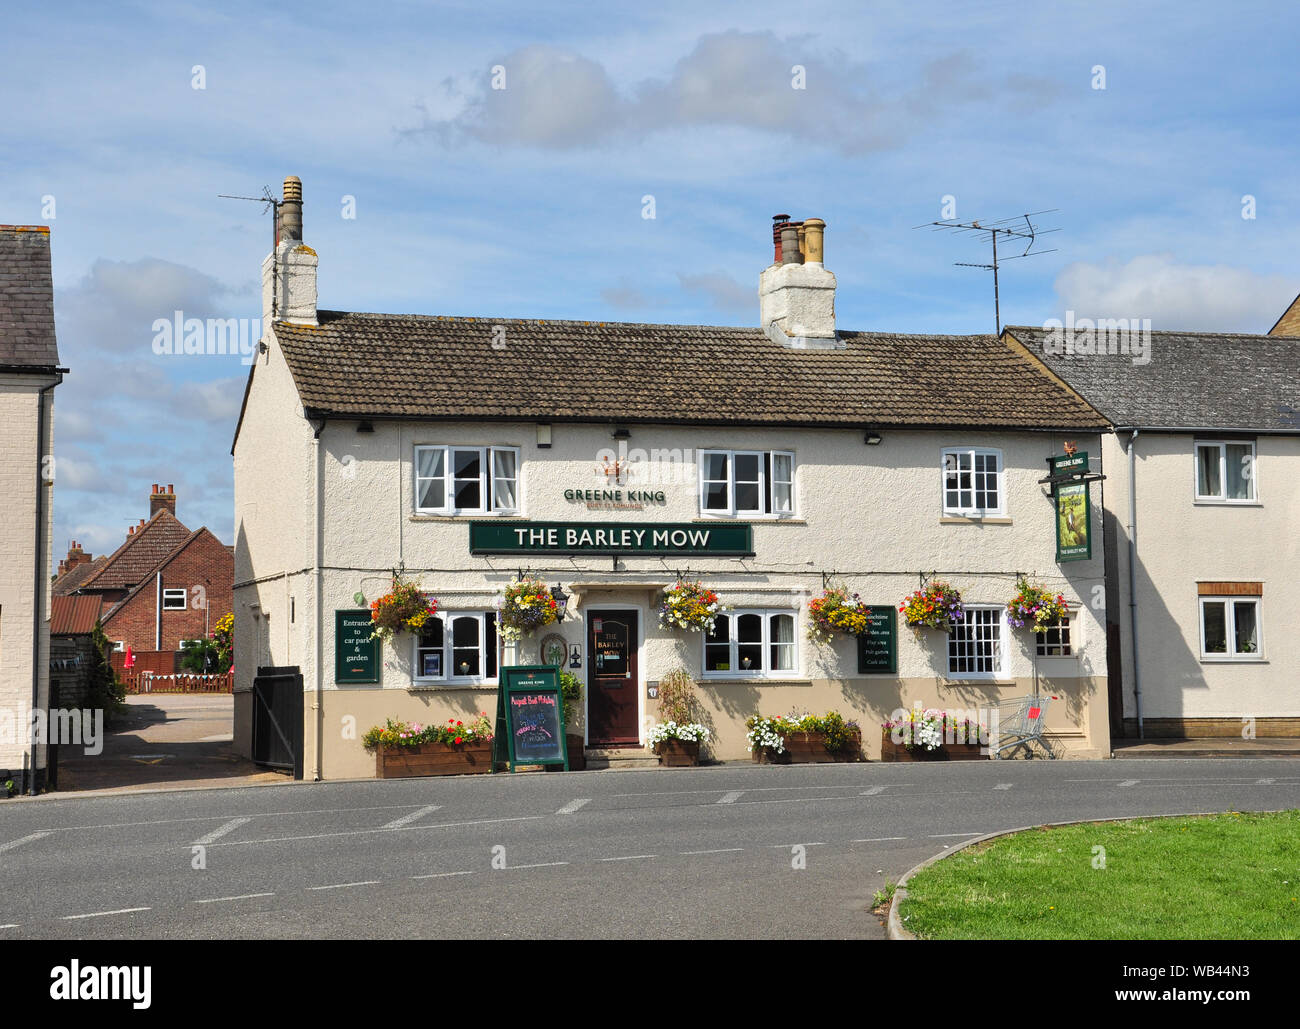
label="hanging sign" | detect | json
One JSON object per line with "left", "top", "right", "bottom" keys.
{"left": 335, "top": 609, "right": 380, "bottom": 683}
{"left": 1051, "top": 452, "right": 1092, "bottom": 562}
{"left": 856, "top": 606, "right": 897, "bottom": 674}
{"left": 495, "top": 665, "right": 569, "bottom": 772}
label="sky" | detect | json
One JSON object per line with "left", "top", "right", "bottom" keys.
{"left": 3, "top": 0, "right": 1298, "bottom": 558}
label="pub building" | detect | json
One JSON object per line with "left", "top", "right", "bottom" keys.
{"left": 232, "top": 179, "right": 1112, "bottom": 779}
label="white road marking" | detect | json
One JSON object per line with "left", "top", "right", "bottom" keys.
{"left": 307, "top": 881, "right": 380, "bottom": 891}
{"left": 0, "top": 924, "right": 19, "bottom": 929}
{"left": 208, "top": 814, "right": 546, "bottom": 848}
{"left": 717, "top": 791, "right": 744, "bottom": 804}
{"left": 680, "top": 848, "right": 744, "bottom": 855}
{"left": 861, "top": 786, "right": 886, "bottom": 796}
{"left": 851, "top": 837, "right": 907, "bottom": 843}
{"left": 506, "top": 862, "right": 569, "bottom": 870}
{"left": 411, "top": 871, "right": 475, "bottom": 880}
{"left": 613, "top": 783, "right": 916, "bottom": 798}
{"left": 1118, "top": 779, "right": 1139, "bottom": 787}
{"left": 599, "top": 854, "right": 656, "bottom": 862}
{"left": 1256, "top": 778, "right": 1276, "bottom": 785}
{"left": 556, "top": 799, "right": 590, "bottom": 815}
{"left": 127, "top": 754, "right": 169, "bottom": 759}
{"left": 195, "top": 893, "right": 274, "bottom": 904}
{"left": 994, "top": 783, "right": 1013, "bottom": 790}
{"left": 768, "top": 842, "right": 826, "bottom": 848}
{"left": 198, "top": 734, "right": 234, "bottom": 742}
{"left": 44, "top": 802, "right": 471, "bottom": 835}
{"left": 191, "top": 818, "right": 250, "bottom": 846}
{"left": 62, "top": 907, "right": 150, "bottom": 920}
{"left": 928, "top": 832, "right": 982, "bottom": 838}
{"left": 0, "top": 832, "right": 51, "bottom": 853}
{"left": 382, "top": 805, "right": 441, "bottom": 829}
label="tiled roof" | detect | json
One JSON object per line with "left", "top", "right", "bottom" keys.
{"left": 1007, "top": 325, "right": 1300, "bottom": 431}
{"left": 99, "top": 527, "right": 206, "bottom": 624}
{"left": 52, "top": 556, "right": 106, "bottom": 596}
{"left": 78, "top": 509, "right": 193, "bottom": 592}
{"left": 272, "top": 312, "right": 1108, "bottom": 431}
{"left": 0, "top": 225, "right": 60, "bottom": 368}
{"left": 50, "top": 594, "right": 103, "bottom": 635}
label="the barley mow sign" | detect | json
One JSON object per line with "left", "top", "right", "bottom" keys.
{"left": 469, "top": 521, "right": 754, "bottom": 556}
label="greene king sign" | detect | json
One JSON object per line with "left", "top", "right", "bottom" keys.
{"left": 469, "top": 521, "right": 754, "bottom": 556}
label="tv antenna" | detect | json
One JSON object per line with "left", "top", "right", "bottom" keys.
{"left": 218, "top": 185, "right": 282, "bottom": 250}
{"left": 915, "top": 210, "right": 1060, "bottom": 333}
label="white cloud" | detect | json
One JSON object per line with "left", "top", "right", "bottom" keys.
{"left": 1053, "top": 254, "right": 1296, "bottom": 333}
{"left": 677, "top": 270, "right": 752, "bottom": 316}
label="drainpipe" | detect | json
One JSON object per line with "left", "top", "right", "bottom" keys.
{"left": 155, "top": 571, "right": 162, "bottom": 650}
{"left": 311, "top": 415, "right": 326, "bottom": 781}
{"left": 1126, "top": 429, "right": 1144, "bottom": 738}
{"left": 30, "top": 374, "right": 61, "bottom": 795}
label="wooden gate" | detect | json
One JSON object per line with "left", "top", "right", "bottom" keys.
{"left": 251, "top": 666, "right": 304, "bottom": 779}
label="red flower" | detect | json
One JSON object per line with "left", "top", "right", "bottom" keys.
{"left": 454, "top": 736, "right": 463, "bottom": 745}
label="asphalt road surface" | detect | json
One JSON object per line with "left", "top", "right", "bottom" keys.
{"left": 2, "top": 759, "right": 1297, "bottom": 939}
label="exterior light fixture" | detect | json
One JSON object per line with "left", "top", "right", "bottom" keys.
{"left": 550, "top": 583, "right": 569, "bottom": 620}
{"left": 537, "top": 423, "right": 552, "bottom": 448}
{"left": 864, "top": 431, "right": 883, "bottom": 445}
{"left": 357, "top": 421, "right": 374, "bottom": 433}
{"left": 611, "top": 426, "right": 631, "bottom": 440}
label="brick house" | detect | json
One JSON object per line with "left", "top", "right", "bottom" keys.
{"left": 53, "top": 484, "right": 234, "bottom": 656}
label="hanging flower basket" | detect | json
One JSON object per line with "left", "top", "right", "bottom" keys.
{"left": 499, "top": 575, "right": 559, "bottom": 642}
{"left": 899, "top": 580, "right": 965, "bottom": 631}
{"left": 369, "top": 575, "right": 438, "bottom": 642}
{"left": 1006, "top": 577, "right": 1070, "bottom": 632}
{"left": 658, "top": 580, "right": 725, "bottom": 633}
{"left": 806, "top": 584, "right": 869, "bottom": 646}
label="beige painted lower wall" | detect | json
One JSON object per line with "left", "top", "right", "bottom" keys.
{"left": 303, "top": 674, "right": 1109, "bottom": 779}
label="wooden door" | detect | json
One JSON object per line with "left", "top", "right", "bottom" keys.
{"left": 587, "top": 610, "right": 639, "bottom": 746}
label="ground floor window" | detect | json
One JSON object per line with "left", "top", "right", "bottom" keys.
{"left": 1200, "top": 597, "right": 1261, "bottom": 658}
{"left": 948, "top": 606, "right": 1005, "bottom": 677}
{"left": 703, "top": 611, "right": 796, "bottom": 677}
{"left": 1036, "top": 616, "right": 1072, "bottom": 657}
{"left": 414, "top": 612, "right": 498, "bottom": 682}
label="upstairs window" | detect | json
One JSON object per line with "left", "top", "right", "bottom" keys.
{"left": 162, "top": 588, "right": 187, "bottom": 610}
{"left": 698, "top": 450, "right": 795, "bottom": 516}
{"left": 942, "top": 448, "right": 1004, "bottom": 516}
{"left": 415, "top": 446, "right": 520, "bottom": 515}
{"left": 1199, "top": 597, "right": 1261, "bottom": 659}
{"left": 1195, "top": 441, "right": 1255, "bottom": 502}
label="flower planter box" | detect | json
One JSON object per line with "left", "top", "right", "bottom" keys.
{"left": 654, "top": 739, "right": 701, "bottom": 767}
{"left": 880, "top": 734, "right": 985, "bottom": 762}
{"left": 374, "top": 741, "right": 493, "bottom": 778}
{"left": 752, "top": 731, "right": 863, "bottom": 764}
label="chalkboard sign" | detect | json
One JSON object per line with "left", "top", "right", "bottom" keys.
{"left": 495, "top": 665, "right": 569, "bottom": 772}
{"left": 856, "top": 606, "right": 897, "bottom": 674}
{"left": 335, "top": 609, "right": 380, "bottom": 683}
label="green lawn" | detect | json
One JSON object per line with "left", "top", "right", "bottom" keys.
{"left": 899, "top": 810, "right": 1300, "bottom": 939}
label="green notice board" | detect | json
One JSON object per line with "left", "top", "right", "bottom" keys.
{"left": 856, "top": 606, "right": 897, "bottom": 674}
{"left": 335, "top": 609, "right": 380, "bottom": 683}
{"left": 495, "top": 665, "right": 569, "bottom": 772}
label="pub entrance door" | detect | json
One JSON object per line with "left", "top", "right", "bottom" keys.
{"left": 586, "top": 609, "right": 639, "bottom": 746}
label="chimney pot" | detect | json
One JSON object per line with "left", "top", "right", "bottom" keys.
{"left": 780, "top": 224, "right": 801, "bottom": 265}
{"left": 279, "top": 175, "right": 303, "bottom": 242}
{"left": 167, "top": 483, "right": 173, "bottom": 493}
{"left": 803, "top": 218, "right": 826, "bottom": 264}
{"left": 150, "top": 483, "right": 177, "bottom": 519}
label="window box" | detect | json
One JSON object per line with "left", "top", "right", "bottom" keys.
{"left": 703, "top": 611, "right": 797, "bottom": 678}
{"left": 414, "top": 445, "right": 519, "bottom": 515}
{"left": 942, "top": 447, "right": 1004, "bottom": 516}
{"left": 374, "top": 741, "right": 493, "bottom": 778}
{"left": 1195, "top": 440, "right": 1256, "bottom": 503}
{"left": 1199, "top": 597, "right": 1262, "bottom": 659}
{"left": 698, "top": 450, "right": 794, "bottom": 517}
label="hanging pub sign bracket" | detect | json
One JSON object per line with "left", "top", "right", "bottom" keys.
{"left": 1045, "top": 452, "right": 1097, "bottom": 562}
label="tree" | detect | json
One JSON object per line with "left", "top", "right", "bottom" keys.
{"left": 88, "top": 621, "right": 126, "bottom": 726}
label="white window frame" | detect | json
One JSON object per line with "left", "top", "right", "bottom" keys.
{"left": 412, "top": 611, "right": 500, "bottom": 684}
{"left": 941, "top": 447, "right": 1005, "bottom": 517}
{"left": 1035, "top": 616, "right": 1073, "bottom": 657}
{"left": 1194, "top": 440, "right": 1257, "bottom": 504}
{"left": 162, "top": 588, "right": 187, "bottom": 610}
{"left": 413, "top": 445, "right": 520, "bottom": 515}
{"left": 697, "top": 449, "right": 796, "bottom": 518}
{"left": 701, "top": 610, "right": 798, "bottom": 679}
{"left": 1198, "top": 596, "right": 1263, "bottom": 660}
{"left": 946, "top": 605, "right": 1007, "bottom": 679}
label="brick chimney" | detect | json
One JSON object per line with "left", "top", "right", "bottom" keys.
{"left": 261, "top": 175, "right": 318, "bottom": 328}
{"left": 58, "top": 540, "right": 92, "bottom": 576}
{"left": 760, "top": 214, "right": 838, "bottom": 348}
{"left": 150, "top": 482, "right": 176, "bottom": 518}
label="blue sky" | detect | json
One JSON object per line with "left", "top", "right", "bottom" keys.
{"left": 3, "top": 0, "right": 1298, "bottom": 558}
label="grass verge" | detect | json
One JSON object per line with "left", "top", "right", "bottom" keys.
{"left": 899, "top": 810, "right": 1300, "bottom": 939}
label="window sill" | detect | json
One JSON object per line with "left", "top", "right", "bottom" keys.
{"left": 693, "top": 516, "right": 805, "bottom": 524}
{"left": 699, "top": 677, "right": 811, "bottom": 686}
{"left": 940, "top": 678, "right": 1017, "bottom": 687}
{"left": 1192, "top": 500, "right": 1261, "bottom": 507}
{"left": 940, "top": 516, "right": 1012, "bottom": 525}
{"left": 1198, "top": 657, "right": 1267, "bottom": 664}
{"left": 410, "top": 513, "right": 523, "bottom": 522}
{"left": 410, "top": 680, "right": 498, "bottom": 690}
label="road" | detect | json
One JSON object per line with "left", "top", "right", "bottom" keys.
{"left": 2, "top": 759, "right": 1297, "bottom": 939}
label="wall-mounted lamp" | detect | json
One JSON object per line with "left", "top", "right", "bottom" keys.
{"left": 550, "top": 583, "right": 569, "bottom": 620}
{"left": 864, "top": 431, "right": 883, "bottom": 446}
{"left": 611, "top": 426, "right": 631, "bottom": 440}
{"left": 536, "top": 423, "right": 553, "bottom": 448}
{"left": 357, "top": 421, "right": 374, "bottom": 433}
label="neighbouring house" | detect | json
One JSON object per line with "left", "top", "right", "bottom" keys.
{"left": 52, "top": 484, "right": 234, "bottom": 659}
{"left": 49, "top": 594, "right": 104, "bottom": 711}
{"left": 231, "top": 177, "right": 1113, "bottom": 780}
{"left": 0, "top": 224, "right": 65, "bottom": 793}
{"left": 1006, "top": 322, "right": 1300, "bottom": 738}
